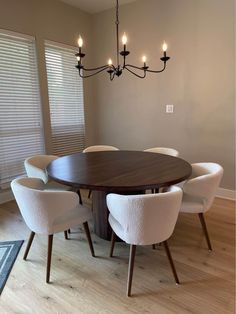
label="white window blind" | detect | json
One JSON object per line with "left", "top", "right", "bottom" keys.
{"left": 45, "top": 41, "right": 85, "bottom": 156}
{"left": 0, "top": 30, "right": 44, "bottom": 189}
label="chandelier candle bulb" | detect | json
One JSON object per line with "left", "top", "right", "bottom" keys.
{"left": 108, "top": 59, "right": 113, "bottom": 67}
{"left": 162, "top": 41, "right": 168, "bottom": 58}
{"left": 122, "top": 33, "right": 128, "bottom": 46}
{"left": 78, "top": 36, "right": 83, "bottom": 48}
{"left": 142, "top": 56, "right": 147, "bottom": 67}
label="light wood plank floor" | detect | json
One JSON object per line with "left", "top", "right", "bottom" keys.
{"left": 0, "top": 192, "right": 234, "bottom": 314}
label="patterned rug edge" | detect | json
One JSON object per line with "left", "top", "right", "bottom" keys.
{"left": 0, "top": 240, "right": 24, "bottom": 295}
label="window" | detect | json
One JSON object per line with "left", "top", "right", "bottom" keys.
{"left": 45, "top": 41, "right": 85, "bottom": 156}
{"left": 0, "top": 30, "right": 44, "bottom": 190}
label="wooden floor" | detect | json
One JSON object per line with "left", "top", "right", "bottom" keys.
{"left": 0, "top": 192, "right": 234, "bottom": 314}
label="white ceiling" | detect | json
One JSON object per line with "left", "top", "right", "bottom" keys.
{"left": 60, "top": 0, "right": 137, "bottom": 14}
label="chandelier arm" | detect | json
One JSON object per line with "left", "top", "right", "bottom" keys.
{"left": 125, "top": 62, "right": 167, "bottom": 73}
{"left": 82, "top": 65, "right": 109, "bottom": 71}
{"left": 125, "top": 64, "right": 147, "bottom": 71}
{"left": 125, "top": 66, "right": 147, "bottom": 79}
{"left": 79, "top": 66, "right": 110, "bottom": 78}
{"left": 145, "top": 62, "right": 167, "bottom": 73}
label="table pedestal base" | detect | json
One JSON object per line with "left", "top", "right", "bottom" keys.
{"left": 92, "top": 191, "right": 111, "bottom": 240}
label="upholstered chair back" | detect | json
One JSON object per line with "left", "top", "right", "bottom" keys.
{"left": 83, "top": 145, "right": 119, "bottom": 153}
{"left": 11, "top": 177, "right": 81, "bottom": 235}
{"left": 144, "top": 147, "right": 179, "bottom": 157}
{"left": 24, "top": 155, "right": 58, "bottom": 183}
{"left": 182, "top": 163, "right": 223, "bottom": 212}
{"left": 107, "top": 186, "right": 183, "bottom": 245}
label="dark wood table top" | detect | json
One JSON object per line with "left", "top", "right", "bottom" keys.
{"left": 47, "top": 151, "right": 192, "bottom": 192}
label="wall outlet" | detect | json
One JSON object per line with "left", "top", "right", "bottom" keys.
{"left": 166, "top": 104, "right": 174, "bottom": 113}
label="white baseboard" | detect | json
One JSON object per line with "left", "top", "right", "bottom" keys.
{"left": 0, "top": 190, "right": 14, "bottom": 205}
{"left": 216, "top": 188, "right": 235, "bottom": 200}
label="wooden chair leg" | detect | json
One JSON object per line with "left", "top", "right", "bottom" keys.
{"left": 68, "top": 229, "right": 71, "bottom": 234}
{"left": 152, "top": 242, "right": 162, "bottom": 250}
{"left": 163, "top": 240, "right": 179, "bottom": 285}
{"left": 77, "top": 189, "right": 83, "bottom": 205}
{"left": 110, "top": 231, "right": 116, "bottom": 257}
{"left": 127, "top": 245, "right": 136, "bottom": 297}
{"left": 23, "top": 231, "right": 35, "bottom": 260}
{"left": 46, "top": 234, "right": 53, "bottom": 283}
{"left": 198, "top": 213, "right": 212, "bottom": 251}
{"left": 64, "top": 231, "right": 69, "bottom": 240}
{"left": 88, "top": 190, "right": 92, "bottom": 199}
{"left": 83, "top": 222, "right": 95, "bottom": 257}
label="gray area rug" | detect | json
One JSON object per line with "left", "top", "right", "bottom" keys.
{"left": 0, "top": 240, "right": 24, "bottom": 294}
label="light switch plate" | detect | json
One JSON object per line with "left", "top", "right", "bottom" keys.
{"left": 166, "top": 104, "right": 174, "bottom": 113}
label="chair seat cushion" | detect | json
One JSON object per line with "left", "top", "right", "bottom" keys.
{"left": 180, "top": 194, "right": 204, "bottom": 213}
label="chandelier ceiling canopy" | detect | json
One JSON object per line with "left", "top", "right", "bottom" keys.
{"left": 75, "top": 0, "right": 170, "bottom": 80}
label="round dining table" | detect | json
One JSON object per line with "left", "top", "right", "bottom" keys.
{"left": 47, "top": 151, "right": 192, "bottom": 240}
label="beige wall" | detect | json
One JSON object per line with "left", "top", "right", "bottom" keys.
{"left": 0, "top": 0, "right": 95, "bottom": 151}
{"left": 0, "top": 0, "right": 235, "bottom": 190}
{"left": 91, "top": 0, "right": 235, "bottom": 190}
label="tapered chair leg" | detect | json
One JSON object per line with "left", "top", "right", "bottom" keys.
{"left": 110, "top": 231, "right": 116, "bottom": 257}
{"left": 83, "top": 222, "right": 95, "bottom": 257}
{"left": 88, "top": 190, "right": 92, "bottom": 199}
{"left": 127, "top": 245, "right": 136, "bottom": 297}
{"left": 23, "top": 231, "right": 35, "bottom": 260}
{"left": 198, "top": 213, "right": 212, "bottom": 251}
{"left": 77, "top": 189, "right": 83, "bottom": 205}
{"left": 46, "top": 234, "right": 53, "bottom": 283}
{"left": 163, "top": 241, "right": 180, "bottom": 285}
{"left": 64, "top": 231, "right": 68, "bottom": 240}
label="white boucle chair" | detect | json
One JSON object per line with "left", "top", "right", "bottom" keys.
{"left": 144, "top": 147, "right": 179, "bottom": 157}
{"left": 11, "top": 177, "right": 95, "bottom": 283}
{"left": 83, "top": 145, "right": 119, "bottom": 153}
{"left": 180, "top": 162, "right": 223, "bottom": 251}
{"left": 83, "top": 145, "right": 119, "bottom": 198}
{"left": 24, "top": 154, "right": 82, "bottom": 209}
{"left": 107, "top": 186, "right": 183, "bottom": 296}
{"left": 24, "top": 155, "right": 59, "bottom": 184}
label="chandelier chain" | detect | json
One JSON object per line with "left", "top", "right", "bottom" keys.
{"left": 116, "top": 0, "right": 120, "bottom": 67}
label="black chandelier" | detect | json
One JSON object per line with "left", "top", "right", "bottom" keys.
{"left": 75, "top": 0, "right": 170, "bottom": 80}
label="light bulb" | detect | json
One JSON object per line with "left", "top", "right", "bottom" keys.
{"left": 142, "top": 55, "right": 147, "bottom": 63}
{"left": 108, "top": 58, "right": 113, "bottom": 66}
{"left": 78, "top": 36, "right": 83, "bottom": 48}
{"left": 162, "top": 41, "right": 168, "bottom": 52}
{"left": 122, "top": 33, "right": 128, "bottom": 45}
{"left": 76, "top": 56, "right": 80, "bottom": 62}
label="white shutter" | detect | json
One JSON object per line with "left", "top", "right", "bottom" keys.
{"left": 0, "top": 30, "right": 44, "bottom": 189}
{"left": 45, "top": 41, "right": 85, "bottom": 156}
